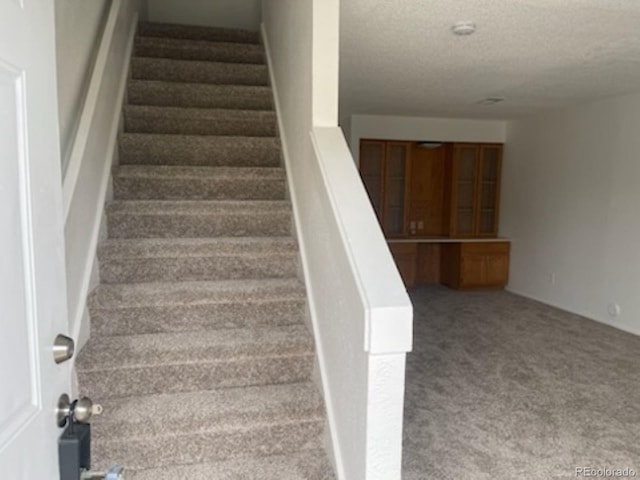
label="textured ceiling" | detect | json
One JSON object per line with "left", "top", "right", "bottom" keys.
{"left": 339, "top": 0, "right": 640, "bottom": 120}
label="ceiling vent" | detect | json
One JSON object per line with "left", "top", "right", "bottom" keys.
{"left": 477, "top": 97, "right": 505, "bottom": 106}
{"left": 416, "top": 142, "right": 443, "bottom": 149}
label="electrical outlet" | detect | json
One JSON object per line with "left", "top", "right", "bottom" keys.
{"left": 417, "top": 220, "right": 424, "bottom": 230}
{"left": 608, "top": 303, "right": 621, "bottom": 318}
{"left": 549, "top": 272, "right": 556, "bottom": 285}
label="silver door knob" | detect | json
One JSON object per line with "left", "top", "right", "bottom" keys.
{"left": 53, "top": 334, "right": 75, "bottom": 364}
{"left": 56, "top": 394, "right": 103, "bottom": 427}
{"left": 74, "top": 396, "right": 103, "bottom": 423}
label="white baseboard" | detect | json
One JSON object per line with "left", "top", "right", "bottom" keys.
{"left": 260, "top": 22, "right": 346, "bottom": 480}
{"left": 505, "top": 286, "right": 640, "bottom": 337}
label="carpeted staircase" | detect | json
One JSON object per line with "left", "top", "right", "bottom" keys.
{"left": 76, "top": 22, "right": 334, "bottom": 480}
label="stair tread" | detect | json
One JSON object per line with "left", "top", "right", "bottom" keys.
{"left": 138, "top": 21, "right": 260, "bottom": 45}
{"left": 113, "top": 165, "right": 286, "bottom": 200}
{"left": 124, "top": 104, "right": 276, "bottom": 121}
{"left": 99, "top": 236, "right": 297, "bottom": 258}
{"left": 119, "top": 133, "right": 281, "bottom": 167}
{"left": 76, "top": 325, "right": 313, "bottom": 371}
{"left": 123, "top": 104, "right": 277, "bottom": 136}
{"left": 90, "top": 278, "right": 306, "bottom": 308}
{"left": 134, "top": 36, "right": 265, "bottom": 65}
{"left": 120, "top": 132, "right": 279, "bottom": 144}
{"left": 133, "top": 56, "right": 266, "bottom": 67}
{"left": 136, "top": 35, "right": 265, "bottom": 49}
{"left": 131, "top": 57, "right": 268, "bottom": 86}
{"left": 93, "top": 382, "right": 323, "bottom": 439}
{"left": 122, "top": 131, "right": 279, "bottom": 140}
{"left": 107, "top": 199, "right": 291, "bottom": 214}
{"left": 127, "top": 80, "right": 274, "bottom": 110}
{"left": 126, "top": 452, "right": 335, "bottom": 480}
{"left": 120, "top": 132, "right": 280, "bottom": 150}
{"left": 114, "top": 165, "right": 285, "bottom": 179}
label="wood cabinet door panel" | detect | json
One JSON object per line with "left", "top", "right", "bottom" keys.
{"left": 389, "top": 243, "right": 417, "bottom": 288}
{"left": 476, "top": 145, "right": 502, "bottom": 236}
{"left": 384, "top": 143, "right": 410, "bottom": 236}
{"left": 450, "top": 145, "right": 480, "bottom": 237}
{"left": 416, "top": 243, "right": 441, "bottom": 284}
{"left": 485, "top": 254, "right": 509, "bottom": 286}
{"left": 460, "top": 254, "right": 486, "bottom": 287}
{"left": 408, "top": 144, "right": 446, "bottom": 236}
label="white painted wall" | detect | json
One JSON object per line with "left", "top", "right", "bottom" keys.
{"left": 348, "top": 113, "right": 507, "bottom": 162}
{"left": 55, "top": 0, "right": 111, "bottom": 173}
{"left": 502, "top": 92, "right": 640, "bottom": 336}
{"left": 63, "top": 0, "right": 142, "bottom": 350}
{"left": 146, "top": 0, "right": 261, "bottom": 30}
{"left": 262, "top": 2, "right": 412, "bottom": 479}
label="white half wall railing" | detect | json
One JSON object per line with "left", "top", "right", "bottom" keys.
{"left": 62, "top": 0, "right": 142, "bottom": 350}
{"left": 261, "top": 1, "right": 413, "bottom": 477}
{"left": 308, "top": 127, "right": 413, "bottom": 479}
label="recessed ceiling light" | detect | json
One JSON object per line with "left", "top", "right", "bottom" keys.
{"left": 451, "top": 21, "right": 476, "bottom": 36}
{"left": 477, "top": 98, "right": 505, "bottom": 106}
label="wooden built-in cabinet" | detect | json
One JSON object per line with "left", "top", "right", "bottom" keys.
{"left": 388, "top": 243, "right": 417, "bottom": 287}
{"left": 360, "top": 139, "right": 508, "bottom": 290}
{"left": 440, "top": 242, "right": 510, "bottom": 289}
{"left": 359, "top": 141, "right": 411, "bottom": 237}
{"left": 447, "top": 144, "right": 502, "bottom": 238}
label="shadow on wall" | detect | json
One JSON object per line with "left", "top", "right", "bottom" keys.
{"left": 145, "top": 0, "right": 262, "bottom": 30}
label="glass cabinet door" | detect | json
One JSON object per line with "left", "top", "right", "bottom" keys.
{"left": 384, "top": 143, "right": 408, "bottom": 236}
{"left": 477, "top": 146, "right": 502, "bottom": 236}
{"left": 453, "top": 145, "right": 479, "bottom": 236}
{"left": 359, "top": 141, "right": 385, "bottom": 222}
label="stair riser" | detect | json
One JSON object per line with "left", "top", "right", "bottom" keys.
{"left": 90, "top": 300, "right": 307, "bottom": 336}
{"left": 99, "top": 256, "right": 299, "bottom": 283}
{"left": 113, "top": 177, "right": 286, "bottom": 201}
{"left": 79, "top": 355, "right": 314, "bottom": 399}
{"left": 92, "top": 421, "right": 324, "bottom": 471}
{"left": 125, "top": 114, "right": 277, "bottom": 137}
{"left": 138, "top": 23, "right": 260, "bottom": 45}
{"left": 131, "top": 58, "right": 269, "bottom": 86}
{"left": 128, "top": 82, "right": 274, "bottom": 110}
{"left": 134, "top": 41, "right": 265, "bottom": 64}
{"left": 119, "top": 136, "right": 281, "bottom": 167}
{"left": 106, "top": 212, "right": 292, "bottom": 238}
{"left": 124, "top": 454, "right": 335, "bottom": 480}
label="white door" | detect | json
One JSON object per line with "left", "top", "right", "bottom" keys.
{"left": 0, "top": 0, "right": 71, "bottom": 478}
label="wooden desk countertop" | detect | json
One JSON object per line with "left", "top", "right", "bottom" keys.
{"left": 387, "top": 237, "right": 511, "bottom": 244}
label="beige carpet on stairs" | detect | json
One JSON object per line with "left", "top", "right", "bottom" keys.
{"left": 76, "top": 21, "right": 335, "bottom": 480}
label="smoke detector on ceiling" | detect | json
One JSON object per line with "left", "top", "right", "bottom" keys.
{"left": 451, "top": 21, "right": 476, "bottom": 36}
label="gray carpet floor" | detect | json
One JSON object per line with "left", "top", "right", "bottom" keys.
{"left": 402, "top": 285, "right": 640, "bottom": 480}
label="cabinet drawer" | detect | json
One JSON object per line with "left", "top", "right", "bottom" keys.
{"left": 461, "top": 242, "right": 510, "bottom": 255}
